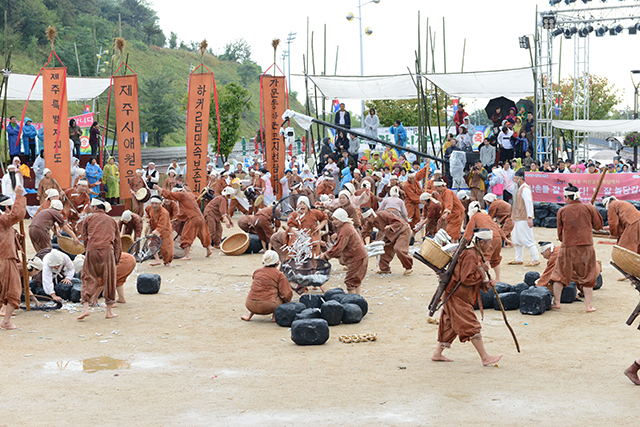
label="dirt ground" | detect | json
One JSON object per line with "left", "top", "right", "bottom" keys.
{"left": 1, "top": 218, "right": 639, "bottom": 427}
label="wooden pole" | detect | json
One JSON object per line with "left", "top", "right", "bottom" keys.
{"left": 322, "top": 24, "right": 327, "bottom": 139}
{"left": 20, "top": 220, "right": 30, "bottom": 311}
{"left": 334, "top": 46, "right": 339, "bottom": 76}
{"left": 74, "top": 42, "right": 82, "bottom": 76}
{"left": 442, "top": 17, "right": 449, "bottom": 134}
{"left": 461, "top": 38, "right": 466, "bottom": 73}
{"left": 590, "top": 168, "right": 608, "bottom": 205}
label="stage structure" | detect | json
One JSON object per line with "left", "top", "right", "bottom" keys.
{"left": 536, "top": 0, "right": 640, "bottom": 162}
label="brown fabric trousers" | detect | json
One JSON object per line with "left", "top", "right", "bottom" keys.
{"left": 405, "top": 202, "right": 420, "bottom": 230}
{"left": 207, "top": 216, "right": 223, "bottom": 247}
{"left": 131, "top": 198, "right": 145, "bottom": 217}
{"left": 345, "top": 256, "right": 368, "bottom": 290}
{"left": 550, "top": 245, "right": 598, "bottom": 288}
{"left": 180, "top": 216, "right": 211, "bottom": 249}
{"left": 270, "top": 231, "right": 288, "bottom": 262}
{"left": 379, "top": 228, "right": 413, "bottom": 271}
{"left": 82, "top": 249, "right": 117, "bottom": 304}
{"left": 470, "top": 188, "right": 485, "bottom": 208}
{"left": 437, "top": 294, "right": 482, "bottom": 344}
{"left": 0, "top": 259, "right": 21, "bottom": 309}
{"left": 255, "top": 218, "right": 275, "bottom": 246}
{"left": 245, "top": 296, "right": 284, "bottom": 315}
{"left": 28, "top": 226, "right": 52, "bottom": 253}
{"left": 501, "top": 217, "right": 514, "bottom": 239}
{"left": 618, "top": 220, "right": 640, "bottom": 254}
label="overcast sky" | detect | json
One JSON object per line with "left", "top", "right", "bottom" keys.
{"left": 150, "top": 0, "right": 640, "bottom": 115}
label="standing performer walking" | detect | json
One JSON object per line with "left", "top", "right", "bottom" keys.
{"left": 0, "top": 189, "right": 26, "bottom": 330}
{"left": 508, "top": 169, "right": 539, "bottom": 266}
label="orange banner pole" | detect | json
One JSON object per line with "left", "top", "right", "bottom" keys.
{"left": 113, "top": 74, "right": 142, "bottom": 198}
{"left": 261, "top": 76, "right": 286, "bottom": 199}
{"left": 185, "top": 72, "right": 213, "bottom": 194}
{"left": 42, "top": 67, "right": 71, "bottom": 188}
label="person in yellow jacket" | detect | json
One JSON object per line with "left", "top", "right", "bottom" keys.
{"left": 382, "top": 146, "right": 398, "bottom": 168}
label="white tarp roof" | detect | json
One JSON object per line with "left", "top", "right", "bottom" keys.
{"left": 5, "top": 73, "right": 111, "bottom": 101}
{"left": 552, "top": 120, "right": 640, "bottom": 133}
{"left": 424, "top": 68, "right": 534, "bottom": 98}
{"left": 303, "top": 67, "right": 534, "bottom": 100}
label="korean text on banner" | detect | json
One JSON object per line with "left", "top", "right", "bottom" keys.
{"left": 262, "top": 76, "right": 286, "bottom": 199}
{"left": 42, "top": 67, "right": 71, "bottom": 188}
{"left": 113, "top": 74, "right": 142, "bottom": 199}
{"left": 526, "top": 172, "right": 640, "bottom": 203}
{"left": 186, "top": 73, "right": 212, "bottom": 193}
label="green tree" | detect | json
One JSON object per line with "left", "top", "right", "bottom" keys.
{"left": 210, "top": 82, "right": 252, "bottom": 161}
{"left": 238, "top": 60, "right": 261, "bottom": 87}
{"left": 140, "top": 73, "right": 181, "bottom": 147}
{"left": 556, "top": 74, "right": 622, "bottom": 120}
{"left": 168, "top": 32, "right": 177, "bottom": 49}
{"left": 366, "top": 99, "right": 420, "bottom": 127}
{"left": 218, "top": 38, "right": 252, "bottom": 63}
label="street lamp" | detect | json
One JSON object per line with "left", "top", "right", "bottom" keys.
{"left": 346, "top": 0, "right": 380, "bottom": 124}
{"left": 631, "top": 70, "right": 640, "bottom": 167}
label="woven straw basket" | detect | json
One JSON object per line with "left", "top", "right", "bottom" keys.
{"left": 121, "top": 235, "right": 134, "bottom": 252}
{"left": 612, "top": 245, "right": 640, "bottom": 278}
{"left": 221, "top": 233, "right": 250, "bottom": 256}
{"left": 420, "top": 238, "right": 452, "bottom": 269}
{"left": 58, "top": 236, "right": 85, "bottom": 256}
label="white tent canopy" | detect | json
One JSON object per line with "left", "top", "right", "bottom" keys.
{"left": 552, "top": 120, "right": 640, "bottom": 133}
{"left": 5, "top": 73, "right": 111, "bottom": 101}
{"left": 302, "top": 67, "right": 534, "bottom": 101}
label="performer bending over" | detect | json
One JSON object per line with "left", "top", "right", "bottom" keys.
{"left": 431, "top": 228, "right": 503, "bottom": 366}
{"left": 241, "top": 250, "right": 293, "bottom": 321}
{"left": 361, "top": 207, "right": 413, "bottom": 275}
{"left": 145, "top": 195, "right": 174, "bottom": 267}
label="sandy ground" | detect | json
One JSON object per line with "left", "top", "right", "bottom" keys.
{"left": 0, "top": 218, "right": 639, "bottom": 427}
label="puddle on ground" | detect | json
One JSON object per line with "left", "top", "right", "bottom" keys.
{"left": 41, "top": 356, "right": 129, "bottom": 373}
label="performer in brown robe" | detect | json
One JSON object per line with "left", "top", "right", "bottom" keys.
{"left": 402, "top": 165, "right": 429, "bottom": 232}
{"left": 435, "top": 180, "right": 465, "bottom": 242}
{"left": 157, "top": 185, "right": 213, "bottom": 260}
{"left": 251, "top": 171, "right": 266, "bottom": 213}
{"left": 28, "top": 200, "right": 80, "bottom": 253}
{"left": 203, "top": 187, "right": 234, "bottom": 249}
{"left": 550, "top": 184, "right": 603, "bottom": 312}
{"left": 361, "top": 208, "right": 413, "bottom": 275}
{"left": 0, "top": 191, "right": 26, "bottom": 329}
{"left": 128, "top": 169, "right": 147, "bottom": 217}
{"left": 77, "top": 198, "right": 121, "bottom": 320}
{"left": 36, "top": 188, "right": 61, "bottom": 217}
{"left": 145, "top": 195, "right": 174, "bottom": 267}
{"left": 91, "top": 252, "right": 137, "bottom": 305}
{"left": 118, "top": 210, "right": 144, "bottom": 241}
{"left": 37, "top": 168, "right": 57, "bottom": 205}
{"left": 241, "top": 250, "right": 293, "bottom": 321}
{"left": 285, "top": 196, "right": 328, "bottom": 257}
{"left": 270, "top": 230, "right": 288, "bottom": 263}
{"left": 536, "top": 241, "right": 559, "bottom": 293}
{"left": 253, "top": 205, "right": 281, "bottom": 252}
{"left": 415, "top": 192, "right": 442, "bottom": 237}
{"left": 425, "top": 170, "right": 443, "bottom": 193}
{"left": 603, "top": 196, "right": 640, "bottom": 253}
{"left": 463, "top": 202, "right": 508, "bottom": 282}
{"left": 431, "top": 228, "right": 503, "bottom": 366}
{"left": 163, "top": 168, "right": 177, "bottom": 191}
{"left": 484, "top": 193, "right": 515, "bottom": 241}
{"left": 333, "top": 190, "right": 361, "bottom": 229}
{"left": 320, "top": 208, "right": 368, "bottom": 294}
{"left": 316, "top": 174, "right": 335, "bottom": 196}
{"left": 63, "top": 180, "right": 91, "bottom": 233}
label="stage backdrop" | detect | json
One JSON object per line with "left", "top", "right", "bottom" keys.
{"left": 525, "top": 172, "right": 640, "bottom": 203}
{"left": 185, "top": 72, "right": 212, "bottom": 194}
{"left": 113, "top": 74, "right": 142, "bottom": 199}
{"left": 261, "top": 76, "right": 286, "bottom": 198}
{"left": 42, "top": 67, "right": 71, "bottom": 188}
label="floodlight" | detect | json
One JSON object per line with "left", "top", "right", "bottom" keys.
{"left": 615, "top": 24, "right": 624, "bottom": 33}
{"left": 365, "top": 27, "right": 373, "bottom": 35}
{"left": 346, "top": 13, "right": 354, "bottom": 21}
{"left": 564, "top": 0, "right": 576, "bottom": 5}
{"left": 630, "top": 25, "right": 637, "bottom": 35}
{"left": 552, "top": 28, "right": 564, "bottom": 37}
{"left": 519, "top": 36, "right": 530, "bottom": 49}
{"left": 549, "top": 0, "right": 562, "bottom": 5}
{"left": 542, "top": 12, "right": 557, "bottom": 29}
{"left": 595, "top": 26, "right": 608, "bottom": 36}
{"left": 564, "top": 27, "right": 577, "bottom": 38}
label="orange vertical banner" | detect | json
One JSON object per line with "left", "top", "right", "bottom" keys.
{"left": 185, "top": 72, "right": 212, "bottom": 194}
{"left": 261, "top": 76, "right": 286, "bottom": 199}
{"left": 42, "top": 67, "right": 71, "bottom": 188}
{"left": 113, "top": 74, "right": 142, "bottom": 199}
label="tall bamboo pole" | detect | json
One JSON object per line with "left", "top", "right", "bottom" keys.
{"left": 322, "top": 24, "right": 327, "bottom": 138}
{"left": 442, "top": 17, "right": 449, "bottom": 134}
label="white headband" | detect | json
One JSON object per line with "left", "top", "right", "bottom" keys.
{"left": 333, "top": 208, "right": 352, "bottom": 224}
{"left": 474, "top": 229, "right": 493, "bottom": 241}
{"left": 297, "top": 196, "right": 310, "bottom": 208}
{"left": 483, "top": 193, "right": 497, "bottom": 203}
{"left": 539, "top": 242, "right": 554, "bottom": 253}
{"left": 338, "top": 190, "right": 351, "bottom": 200}
{"left": 390, "top": 186, "right": 400, "bottom": 198}
{"left": 603, "top": 196, "right": 617, "bottom": 209}
{"left": 468, "top": 201, "right": 481, "bottom": 218}
{"left": 362, "top": 208, "right": 376, "bottom": 219}
{"left": 457, "top": 190, "right": 469, "bottom": 200}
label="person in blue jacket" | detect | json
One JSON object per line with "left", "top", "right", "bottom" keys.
{"left": 22, "top": 117, "right": 38, "bottom": 165}
{"left": 85, "top": 155, "right": 103, "bottom": 199}
{"left": 389, "top": 120, "right": 407, "bottom": 156}
{"left": 6, "top": 116, "right": 21, "bottom": 157}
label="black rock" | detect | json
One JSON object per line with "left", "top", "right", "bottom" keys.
{"left": 532, "top": 218, "right": 541, "bottom": 227}
{"left": 340, "top": 294, "right": 368, "bottom": 316}
{"left": 495, "top": 282, "right": 512, "bottom": 294}
{"left": 294, "top": 308, "right": 322, "bottom": 321}
{"left": 291, "top": 318, "right": 330, "bottom": 345}
{"left": 547, "top": 203, "right": 562, "bottom": 215}
{"left": 323, "top": 288, "right": 346, "bottom": 302}
{"left": 494, "top": 292, "right": 520, "bottom": 311}
{"left": 524, "top": 271, "right": 541, "bottom": 286}
{"left": 512, "top": 282, "right": 529, "bottom": 297}
{"left": 274, "top": 302, "right": 307, "bottom": 327}
{"left": 54, "top": 279, "right": 75, "bottom": 301}
{"left": 533, "top": 202, "right": 543, "bottom": 210}
{"left": 69, "top": 279, "right": 82, "bottom": 303}
{"left": 341, "top": 303, "right": 363, "bottom": 324}
{"left": 320, "top": 300, "right": 344, "bottom": 326}
{"left": 475, "top": 289, "right": 494, "bottom": 310}
{"left": 534, "top": 206, "right": 549, "bottom": 220}
{"left": 520, "top": 286, "right": 552, "bottom": 315}
{"left": 543, "top": 217, "right": 557, "bottom": 228}
{"left": 137, "top": 273, "right": 161, "bottom": 294}
{"left": 595, "top": 273, "right": 603, "bottom": 290}
{"left": 300, "top": 294, "right": 325, "bottom": 309}
{"left": 561, "top": 282, "right": 577, "bottom": 303}
{"left": 244, "top": 234, "right": 263, "bottom": 254}
{"left": 594, "top": 201, "right": 605, "bottom": 209}
{"left": 29, "top": 281, "right": 47, "bottom": 297}
{"left": 596, "top": 207, "right": 608, "bottom": 224}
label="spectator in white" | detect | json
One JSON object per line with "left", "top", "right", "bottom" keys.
{"left": 508, "top": 169, "right": 540, "bottom": 266}
{"left": 279, "top": 170, "right": 291, "bottom": 197}
{"left": 502, "top": 161, "right": 515, "bottom": 204}
{"left": 363, "top": 107, "right": 379, "bottom": 148}
{"left": 555, "top": 159, "right": 570, "bottom": 174}
{"left": 334, "top": 103, "right": 351, "bottom": 129}
{"left": 456, "top": 125, "right": 472, "bottom": 152}
{"left": 70, "top": 157, "right": 80, "bottom": 185}
{"left": 33, "top": 149, "right": 46, "bottom": 188}
{"left": 479, "top": 138, "right": 496, "bottom": 169}
{"left": 463, "top": 116, "right": 475, "bottom": 142}
{"left": 145, "top": 162, "right": 160, "bottom": 195}
{"left": 41, "top": 249, "right": 75, "bottom": 302}
{"left": 300, "top": 164, "right": 315, "bottom": 187}
{"left": 325, "top": 157, "right": 340, "bottom": 193}
{"left": 168, "top": 159, "right": 184, "bottom": 175}
{"left": 2, "top": 165, "right": 23, "bottom": 202}
{"left": 348, "top": 133, "right": 360, "bottom": 164}
{"left": 498, "top": 125, "right": 514, "bottom": 162}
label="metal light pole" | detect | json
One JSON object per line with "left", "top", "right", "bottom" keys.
{"left": 347, "top": 0, "right": 379, "bottom": 124}
{"left": 632, "top": 70, "right": 640, "bottom": 168}
{"left": 286, "top": 32, "right": 296, "bottom": 91}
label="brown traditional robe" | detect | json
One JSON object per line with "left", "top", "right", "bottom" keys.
{"left": 63, "top": 188, "right": 90, "bottom": 233}
{"left": 118, "top": 212, "right": 144, "bottom": 240}
{"left": 463, "top": 211, "right": 504, "bottom": 268}
{"left": 286, "top": 209, "right": 328, "bottom": 257}
{"left": 129, "top": 175, "right": 147, "bottom": 217}
{"left": 37, "top": 176, "right": 57, "bottom": 205}
{"left": 203, "top": 195, "right": 228, "bottom": 248}
{"left": 402, "top": 166, "right": 428, "bottom": 230}
{"left": 245, "top": 266, "right": 293, "bottom": 315}
{"left": 254, "top": 207, "right": 280, "bottom": 247}
{"left": 537, "top": 246, "right": 560, "bottom": 293}
{"left": 0, "top": 195, "right": 26, "bottom": 309}
{"left": 488, "top": 199, "right": 515, "bottom": 239}
{"left": 163, "top": 176, "right": 177, "bottom": 191}
{"left": 370, "top": 210, "right": 413, "bottom": 271}
{"left": 323, "top": 222, "right": 368, "bottom": 290}
{"left": 145, "top": 205, "right": 174, "bottom": 264}
{"left": 28, "top": 208, "right": 65, "bottom": 252}
{"left": 316, "top": 179, "right": 335, "bottom": 196}
{"left": 608, "top": 200, "right": 640, "bottom": 253}
{"left": 161, "top": 189, "right": 211, "bottom": 249}
{"left": 440, "top": 188, "right": 465, "bottom": 240}
{"left": 270, "top": 230, "right": 288, "bottom": 263}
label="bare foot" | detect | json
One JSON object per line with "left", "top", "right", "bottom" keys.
{"left": 116, "top": 298, "right": 126, "bottom": 304}
{"left": 431, "top": 355, "right": 454, "bottom": 362}
{"left": 403, "top": 269, "right": 413, "bottom": 275}
{"left": 0, "top": 321, "right": 19, "bottom": 330}
{"left": 586, "top": 306, "right": 597, "bottom": 313}
{"left": 77, "top": 311, "right": 90, "bottom": 320}
{"left": 206, "top": 247, "right": 213, "bottom": 257}
{"left": 149, "top": 261, "right": 162, "bottom": 266}
{"left": 618, "top": 276, "right": 628, "bottom": 282}
{"left": 551, "top": 304, "right": 561, "bottom": 310}
{"left": 624, "top": 367, "right": 640, "bottom": 385}
{"left": 376, "top": 270, "right": 391, "bottom": 274}
{"left": 525, "top": 261, "right": 540, "bottom": 267}
{"left": 271, "top": 316, "right": 276, "bottom": 322}
{"left": 482, "top": 354, "right": 503, "bottom": 366}
{"left": 164, "top": 263, "right": 172, "bottom": 267}
{"left": 105, "top": 312, "right": 118, "bottom": 319}
{"left": 507, "top": 261, "right": 523, "bottom": 265}
{"left": 178, "top": 256, "right": 191, "bottom": 261}
{"left": 240, "top": 313, "right": 253, "bottom": 321}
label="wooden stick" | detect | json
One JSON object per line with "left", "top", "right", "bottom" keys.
{"left": 475, "top": 243, "right": 520, "bottom": 353}
{"left": 19, "top": 220, "right": 30, "bottom": 311}
{"left": 590, "top": 167, "right": 607, "bottom": 205}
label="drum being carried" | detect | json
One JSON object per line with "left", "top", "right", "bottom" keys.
{"left": 135, "top": 187, "right": 151, "bottom": 203}
{"left": 244, "top": 187, "right": 258, "bottom": 203}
